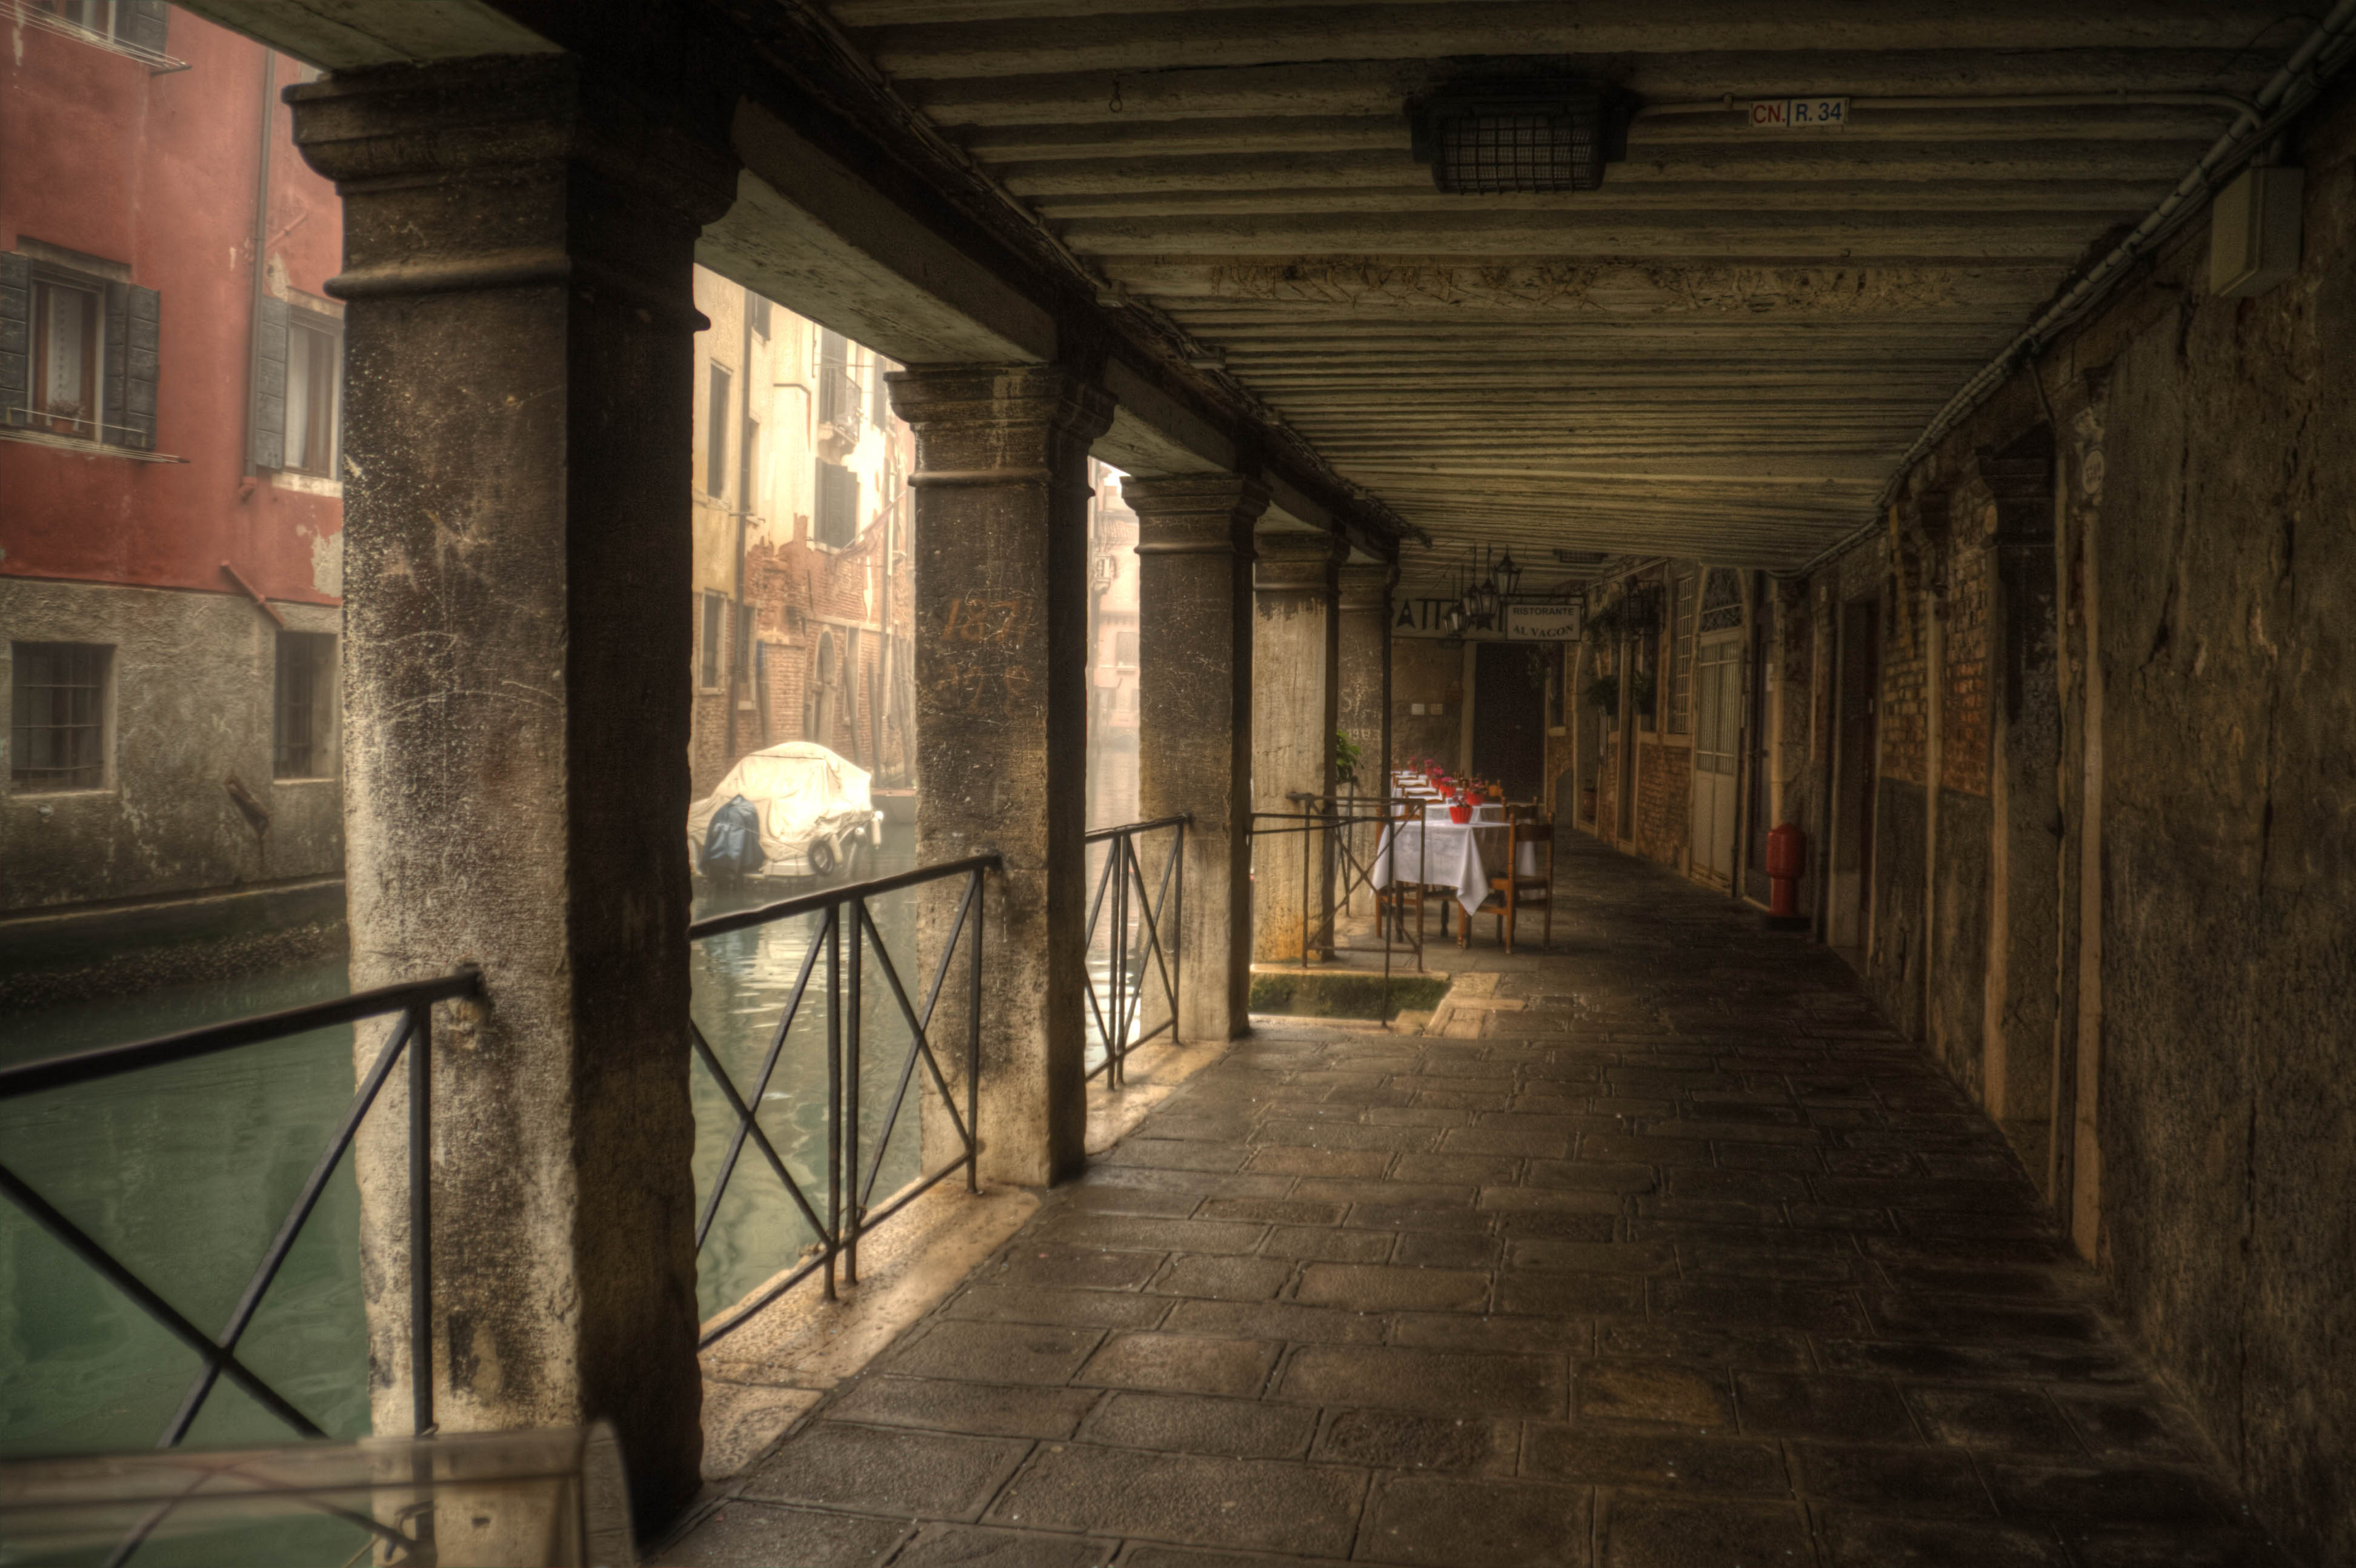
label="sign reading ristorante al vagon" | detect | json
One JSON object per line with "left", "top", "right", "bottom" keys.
{"left": 1393, "top": 599, "right": 1585, "bottom": 640}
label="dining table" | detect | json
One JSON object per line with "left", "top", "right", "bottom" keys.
{"left": 1370, "top": 791, "right": 1539, "bottom": 922}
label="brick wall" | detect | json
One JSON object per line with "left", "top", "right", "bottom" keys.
{"left": 1635, "top": 740, "right": 1691, "bottom": 865}
{"left": 1940, "top": 536, "right": 1991, "bottom": 795}
{"left": 1880, "top": 587, "right": 1930, "bottom": 786}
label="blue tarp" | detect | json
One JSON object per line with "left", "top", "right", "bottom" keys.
{"left": 698, "top": 794, "right": 767, "bottom": 878}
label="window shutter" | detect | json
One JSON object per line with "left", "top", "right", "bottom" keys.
{"left": 814, "top": 461, "right": 860, "bottom": 546}
{"left": 0, "top": 254, "right": 27, "bottom": 430}
{"left": 122, "top": 285, "right": 159, "bottom": 450}
{"left": 103, "top": 283, "right": 129, "bottom": 443}
{"left": 124, "top": 1, "right": 169, "bottom": 54}
{"left": 249, "top": 296, "right": 288, "bottom": 468}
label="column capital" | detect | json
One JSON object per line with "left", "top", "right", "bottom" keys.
{"left": 1336, "top": 560, "right": 1397, "bottom": 612}
{"left": 1253, "top": 528, "right": 1345, "bottom": 594}
{"left": 289, "top": 57, "right": 739, "bottom": 281}
{"left": 1122, "top": 473, "right": 1270, "bottom": 556}
{"left": 887, "top": 365, "right": 1115, "bottom": 488}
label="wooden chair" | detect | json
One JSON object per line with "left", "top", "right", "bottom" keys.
{"left": 1484, "top": 808, "right": 1555, "bottom": 954}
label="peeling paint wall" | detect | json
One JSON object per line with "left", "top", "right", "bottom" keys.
{"left": 684, "top": 268, "right": 916, "bottom": 799}
{"left": 0, "top": 580, "right": 342, "bottom": 912}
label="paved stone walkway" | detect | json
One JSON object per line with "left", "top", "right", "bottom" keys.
{"left": 662, "top": 834, "right": 2288, "bottom": 1567}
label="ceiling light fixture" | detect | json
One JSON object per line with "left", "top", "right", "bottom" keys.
{"left": 1409, "top": 79, "right": 1631, "bottom": 194}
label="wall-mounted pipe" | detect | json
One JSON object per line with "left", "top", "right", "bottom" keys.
{"left": 1634, "top": 91, "right": 2258, "bottom": 122}
{"left": 1800, "top": 0, "right": 2356, "bottom": 576}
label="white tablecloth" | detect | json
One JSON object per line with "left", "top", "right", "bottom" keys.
{"left": 1369, "top": 814, "right": 1540, "bottom": 919}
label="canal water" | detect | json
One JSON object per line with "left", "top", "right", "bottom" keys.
{"left": 0, "top": 825, "right": 1143, "bottom": 1469}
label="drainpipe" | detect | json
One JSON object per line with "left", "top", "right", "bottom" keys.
{"left": 730, "top": 285, "right": 754, "bottom": 762}
{"left": 874, "top": 459, "right": 896, "bottom": 781}
{"left": 242, "top": 50, "right": 274, "bottom": 477}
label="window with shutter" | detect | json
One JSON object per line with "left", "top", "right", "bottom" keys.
{"left": 283, "top": 310, "right": 341, "bottom": 475}
{"left": 813, "top": 460, "right": 859, "bottom": 547}
{"left": 816, "top": 329, "right": 860, "bottom": 437}
{"left": 249, "top": 297, "right": 288, "bottom": 470}
{"left": 6, "top": 250, "right": 157, "bottom": 450}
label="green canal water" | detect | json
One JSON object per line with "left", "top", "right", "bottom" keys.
{"left": 0, "top": 834, "right": 945, "bottom": 1467}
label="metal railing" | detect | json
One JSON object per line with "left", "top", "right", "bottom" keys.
{"left": 0, "top": 969, "right": 481, "bottom": 1566}
{"left": 817, "top": 363, "right": 864, "bottom": 439}
{"left": 1253, "top": 795, "right": 1426, "bottom": 971}
{"left": 1082, "top": 814, "right": 1186, "bottom": 1086}
{"left": 689, "top": 852, "right": 998, "bottom": 1346}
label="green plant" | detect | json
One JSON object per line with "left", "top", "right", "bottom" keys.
{"left": 1334, "top": 729, "right": 1362, "bottom": 788}
{"left": 1583, "top": 675, "right": 1620, "bottom": 717}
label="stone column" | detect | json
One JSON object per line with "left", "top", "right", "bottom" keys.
{"left": 288, "top": 58, "right": 736, "bottom": 1527}
{"left": 890, "top": 367, "right": 1113, "bottom": 1187}
{"left": 1336, "top": 562, "right": 1394, "bottom": 915}
{"left": 1123, "top": 474, "right": 1266, "bottom": 1044}
{"left": 1252, "top": 531, "right": 1342, "bottom": 961}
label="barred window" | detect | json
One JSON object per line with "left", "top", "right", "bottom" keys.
{"left": 273, "top": 632, "right": 335, "bottom": 779}
{"left": 1667, "top": 565, "right": 1699, "bottom": 735}
{"left": 11, "top": 642, "right": 110, "bottom": 791}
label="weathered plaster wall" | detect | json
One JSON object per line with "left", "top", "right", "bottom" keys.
{"left": 2061, "top": 96, "right": 2356, "bottom": 1566}
{"left": 1, "top": 18, "right": 344, "bottom": 606}
{"left": 1928, "top": 788, "right": 1991, "bottom": 1100}
{"left": 1388, "top": 636, "right": 1459, "bottom": 768}
{"left": 1805, "top": 87, "right": 2356, "bottom": 1566}
{"left": 0, "top": 579, "right": 342, "bottom": 912}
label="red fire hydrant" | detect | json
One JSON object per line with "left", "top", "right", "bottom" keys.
{"left": 1765, "top": 822, "right": 1807, "bottom": 918}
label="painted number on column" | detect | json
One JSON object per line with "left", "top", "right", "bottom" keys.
{"left": 926, "top": 596, "right": 1037, "bottom": 717}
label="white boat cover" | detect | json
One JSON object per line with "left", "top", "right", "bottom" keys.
{"left": 687, "top": 742, "right": 874, "bottom": 875}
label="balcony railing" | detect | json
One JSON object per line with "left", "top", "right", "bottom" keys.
{"left": 817, "top": 364, "right": 864, "bottom": 440}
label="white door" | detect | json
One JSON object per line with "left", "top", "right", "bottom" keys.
{"left": 1689, "top": 634, "right": 1743, "bottom": 882}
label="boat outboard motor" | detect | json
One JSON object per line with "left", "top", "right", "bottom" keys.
{"left": 699, "top": 794, "right": 767, "bottom": 882}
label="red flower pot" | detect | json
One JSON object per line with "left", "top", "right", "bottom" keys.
{"left": 1448, "top": 803, "right": 1472, "bottom": 824}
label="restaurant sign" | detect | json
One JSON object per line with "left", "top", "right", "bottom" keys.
{"left": 1393, "top": 599, "right": 1585, "bottom": 641}
{"left": 1503, "top": 602, "right": 1583, "bottom": 640}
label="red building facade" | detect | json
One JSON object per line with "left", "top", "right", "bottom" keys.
{"left": 2, "top": 7, "right": 346, "bottom": 922}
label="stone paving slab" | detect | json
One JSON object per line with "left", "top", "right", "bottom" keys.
{"left": 658, "top": 834, "right": 2295, "bottom": 1567}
